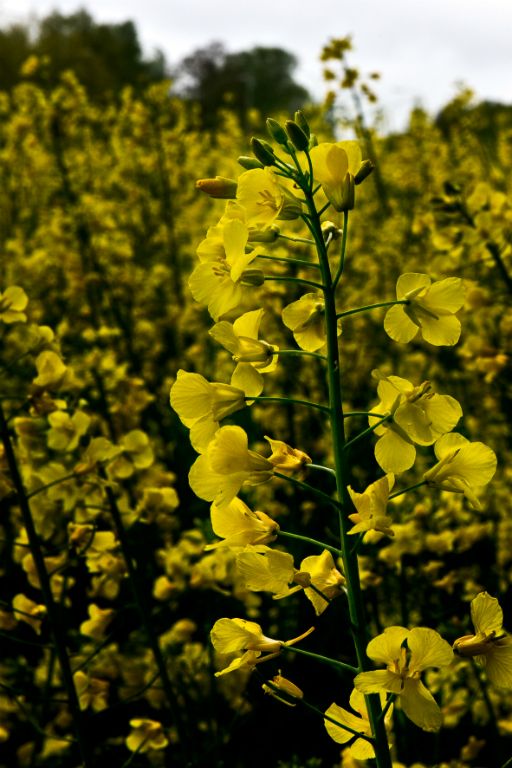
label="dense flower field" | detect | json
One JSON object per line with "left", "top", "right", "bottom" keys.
{"left": 0, "top": 59, "right": 511, "bottom": 768}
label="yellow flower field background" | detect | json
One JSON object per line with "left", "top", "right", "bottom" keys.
{"left": 1, "top": 36, "right": 512, "bottom": 768}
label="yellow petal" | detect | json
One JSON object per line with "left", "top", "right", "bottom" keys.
{"left": 471, "top": 592, "right": 504, "bottom": 636}
{"left": 384, "top": 305, "right": 418, "bottom": 343}
{"left": 375, "top": 430, "right": 416, "bottom": 473}
{"left": 366, "top": 626, "right": 409, "bottom": 665}
{"left": 400, "top": 678, "right": 442, "bottom": 731}
{"left": 407, "top": 627, "right": 453, "bottom": 673}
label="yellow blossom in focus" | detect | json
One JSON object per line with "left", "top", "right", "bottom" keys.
{"left": 453, "top": 592, "right": 512, "bottom": 688}
{"left": 189, "top": 217, "right": 263, "bottom": 320}
{"left": 209, "top": 308, "right": 278, "bottom": 397}
{"left": 263, "top": 673, "right": 304, "bottom": 706}
{"left": 354, "top": 626, "right": 453, "bottom": 731}
{"left": 282, "top": 293, "right": 339, "bottom": 352}
{"left": 348, "top": 474, "right": 395, "bottom": 539}
{"left": 325, "top": 689, "right": 391, "bottom": 760}
{"left": 309, "top": 141, "right": 362, "bottom": 211}
{"left": 188, "top": 425, "right": 274, "bottom": 508}
{"left": 126, "top": 719, "right": 168, "bottom": 753}
{"left": 206, "top": 496, "right": 279, "bottom": 549}
{"left": 236, "top": 545, "right": 297, "bottom": 598}
{"left": 370, "top": 373, "right": 462, "bottom": 473}
{"left": 211, "top": 617, "right": 314, "bottom": 676}
{"left": 384, "top": 273, "right": 465, "bottom": 346}
{"left": 236, "top": 168, "right": 285, "bottom": 226}
{"left": 264, "top": 435, "right": 312, "bottom": 474}
{"left": 170, "top": 369, "right": 247, "bottom": 452}
{"left": 423, "top": 433, "right": 497, "bottom": 509}
{"left": 0, "top": 286, "right": 28, "bottom": 323}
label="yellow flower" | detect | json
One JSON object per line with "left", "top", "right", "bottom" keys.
{"left": 33, "top": 351, "right": 68, "bottom": 389}
{"left": 47, "top": 410, "right": 91, "bottom": 452}
{"left": 211, "top": 617, "right": 313, "bottom": 676}
{"left": 348, "top": 474, "right": 395, "bottom": 539}
{"left": 423, "top": 432, "right": 497, "bottom": 509}
{"left": 189, "top": 217, "right": 263, "bottom": 320}
{"left": 126, "top": 719, "right": 168, "bottom": 753}
{"left": 209, "top": 308, "right": 278, "bottom": 397}
{"left": 264, "top": 435, "right": 312, "bottom": 474}
{"left": 0, "top": 286, "right": 28, "bottom": 323}
{"left": 384, "top": 273, "right": 465, "bottom": 346}
{"left": 263, "top": 673, "right": 304, "bottom": 706}
{"left": 188, "top": 425, "right": 273, "bottom": 508}
{"left": 325, "top": 689, "right": 391, "bottom": 760}
{"left": 205, "top": 496, "right": 279, "bottom": 550}
{"left": 282, "top": 293, "right": 336, "bottom": 352}
{"left": 73, "top": 671, "right": 109, "bottom": 712}
{"left": 236, "top": 545, "right": 296, "bottom": 598}
{"left": 453, "top": 592, "right": 512, "bottom": 687}
{"left": 170, "top": 369, "right": 247, "bottom": 452}
{"left": 236, "top": 168, "right": 285, "bottom": 226}
{"left": 370, "top": 373, "right": 462, "bottom": 473}
{"left": 80, "top": 604, "right": 114, "bottom": 641}
{"left": 108, "top": 430, "right": 154, "bottom": 479}
{"left": 354, "top": 626, "right": 453, "bottom": 731}
{"left": 309, "top": 141, "right": 362, "bottom": 211}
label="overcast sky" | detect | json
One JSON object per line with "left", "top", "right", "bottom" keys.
{"left": 1, "top": 0, "right": 511, "bottom": 130}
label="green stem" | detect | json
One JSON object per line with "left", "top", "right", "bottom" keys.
{"left": 379, "top": 693, "right": 396, "bottom": 722}
{"left": 283, "top": 644, "right": 357, "bottom": 674}
{"left": 337, "top": 299, "right": 408, "bottom": 319}
{"left": 275, "top": 349, "right": 327, "bottom": 361}
{"left": 277, "top": 233, "right": 316, "bottom": 246}
{"left": 0, "top": 402, "right": 93, "bottom": 767}
{"left": 264, "top": 275, "right": 325, "bottom": 291}
{"left": 307, "top": 463, "right": 336, "bottom": 476}
{"left": 333, "top": 210, "right": 349, "bottom": 288}
{"left": 26, "top": 472, "right": 79, "bottom": 499}
{"left": 256, "top": 252, "right": 320, "bottom": 269}
{"left": 344, "top": 415, "right": 391, "bottom": 450}
{"left": 344, "top": 411, "right": 386, "bottom": 418}
{"left": 247, "top": 395, "right": 330, "bottom": 415}
{"left": 273, "top": 471, "right": 341, "bottom": 510}
{"left": 278, "top": 529, "right": 342, "bottom": 557}
{"left": 302, "top": 186, "right": 392, "bottom": 767}
{"left": 388, "top": 481, "right": 427, "bottom": 500}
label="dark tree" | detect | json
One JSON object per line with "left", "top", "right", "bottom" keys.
{"left": 176, "top": 42, "right": 310, "bottom": 128}
{"left": 0, "top": 9, "right": 167, "bottom": 100}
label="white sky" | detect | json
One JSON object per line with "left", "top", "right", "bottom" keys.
{"left": 1, "top": 0, "right": 511, "bottom": 130}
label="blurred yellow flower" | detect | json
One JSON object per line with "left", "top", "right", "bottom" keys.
{"left": 354, "top": 626, "right": 453, "bottom": 731}
{"left": 454, "top": 591, "right": 512, "bottom": 688}
{"left": 126, "top": 719, "right": 168, "bottom": 753}
{"left": 423, "top": 432, "right": 497, "bottom": 509}
{"left": 0, "top": 285, "right": 28, "bottom": 323}
{"left": 384, "top": 273, "right": 465, "bottom": 346}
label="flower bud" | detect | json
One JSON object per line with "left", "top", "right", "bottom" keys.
{"left": 195, "top": 176, "right": 238, "bottom": 199}
{"left": 284, "top": 120, "right": 309, "bottom": 152}
{"left": 308, "top": 133, "right": 319, "bottom": 149}
{"left": 294, "top": 110, "right": 310, "bottom": 137}
{"left": 266, "top": 118, "right": 288, "bottom": 146}
{"left": 263, "top": 674, "right": 304, "bottom": 706}
{"left": 321, "top": 221, "right": 342, "bottom": 241}
{"left": 250, "top": 137, "right": 276, "bottom": 167}
{"left": 354, "top": 159, "right": 374, "bottom": 185}
{"left": 238, "top": 155, "right": 264, "bottom": 170}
